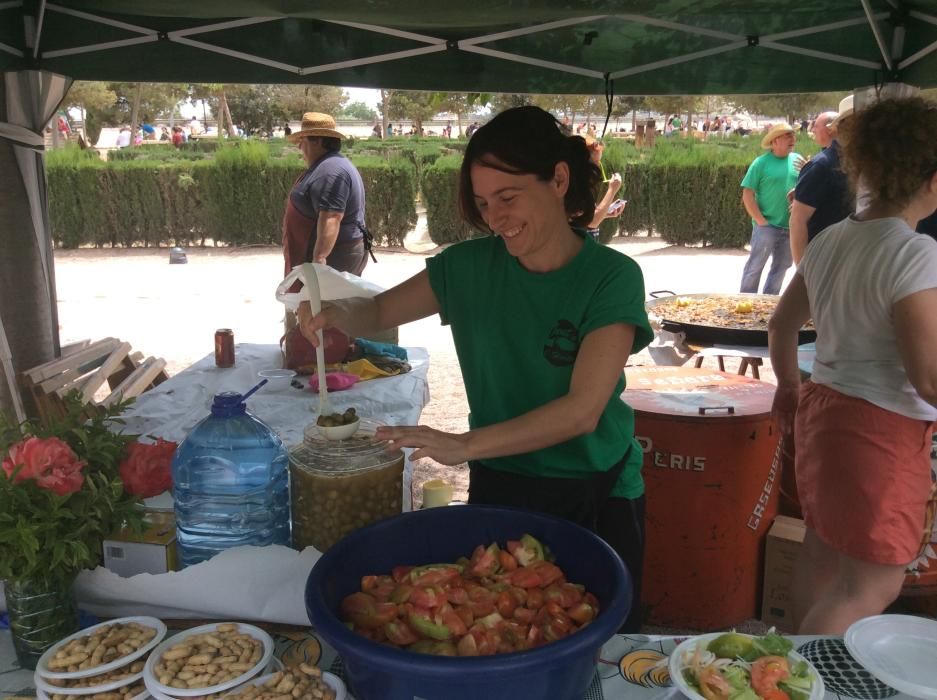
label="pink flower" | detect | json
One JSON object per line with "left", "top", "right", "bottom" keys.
{"left": 1, "top": 436, "right": 86, "bottom": 496}
{"left": 119, "top": 439, "right": 176, "bottom": 498}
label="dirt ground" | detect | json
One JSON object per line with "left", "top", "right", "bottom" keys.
{"left": 53, "top": 236, "right": 790, "bottom": 507}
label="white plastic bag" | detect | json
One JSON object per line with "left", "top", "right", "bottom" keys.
{"left": 275, "top": 263, "right": 385, "bottom": 311}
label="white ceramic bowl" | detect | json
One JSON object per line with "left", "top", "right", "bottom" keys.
{"left": 258, "top": 368, "right": 297, "bottom": 391}
{"left": 220, "top": 671, "right": 346, "bottom": 700}
{"left": 142, "top": 622, "right": 273, "bottom": 698}
{"left": 36, "top": 616, "right": 166, "bottom": 680}
{"left": 668, "top": 632, "right": 825, "bottom": 700}
{"left": 317, "top": 417, "right": 361, "bottom": 441}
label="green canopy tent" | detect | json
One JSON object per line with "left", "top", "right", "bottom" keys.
{"left": 2, "top": 0, "right": 937, "bottom": 418}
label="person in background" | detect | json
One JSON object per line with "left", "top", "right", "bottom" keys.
{"left": 283, "top": 111, "right": 372, "bottom": 277}
{"left": 583, "top": 135, "right": 625, "bottom": 239}
{"left": 298, "top": 106, "right": 654, "bottom": 632}
{"left": 465, "top": 121, "right": 479, "bottom": 138}
{"left": 189, "top": 116, "right": 202, "bottom": 138}
{"left": 116, "top": 125, "right": 131, "bottom": 148}
{"left": 159, "top": 126, "right": 171, "bottom": 142}
{"left": 788, "top": 100, "right": 852, "bottom": 264}
{"left": 371, "top": 123, "right": 382, "bottom": 139}
{"left": 769, "top": 96, "right": 937, "bottom": 634}
{"left": 386, "top": 123, "right": 394, "bottom": 136}
{"left": 140, "top": 122, "right": 156, "bottom": 140}
{"left": 171, "top": 126, "right": 184, "bottom": 148}
{"left": 284, "top": 123, "right": 292, "bottom": 137}
{"left": 739, "top": 123, "right": 801, "bottom": 294}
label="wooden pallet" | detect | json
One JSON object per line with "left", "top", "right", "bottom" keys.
{"left": 19, "top": 338, "right": 168, "bottom": 426}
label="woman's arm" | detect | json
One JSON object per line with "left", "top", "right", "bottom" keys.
{"left": 588, "top": 173, "right": 623, "bottom": 229}
{"left": 768, "top": 273, "right": 812, "bottom": 435}
{"left": 376, "top": 322, "right": 637, "bottom": 465}
{"left": 894, "top": 287, "right": 937, "bottom": 407}
{"left": 298, "top": 269, "right": 440, "bottom": 345}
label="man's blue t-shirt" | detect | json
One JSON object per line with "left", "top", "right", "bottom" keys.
{"left": 290, "top": 152, "right": 366, "bottom": 243}
{"left": 793, "top": 140, "right": 851, "bottom": 242}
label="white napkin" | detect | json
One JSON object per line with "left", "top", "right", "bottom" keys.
{"left": 73, "top": 545, "right": 322, "bottom": 625}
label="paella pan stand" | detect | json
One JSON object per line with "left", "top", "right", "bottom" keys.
{"left": 647, "top": 291, "right": 817, "bottom": 376}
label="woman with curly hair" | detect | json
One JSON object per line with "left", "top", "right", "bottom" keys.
{"left": 769, "top": 96, "right": 937, "bottom": 633}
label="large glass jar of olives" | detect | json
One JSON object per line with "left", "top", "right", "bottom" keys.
{"left": 289, "top": 420, "right": 404, "bottom": 552}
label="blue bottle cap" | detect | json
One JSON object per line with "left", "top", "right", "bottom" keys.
{"left": 210, "top": 391, "right": 247, "bottom": 417}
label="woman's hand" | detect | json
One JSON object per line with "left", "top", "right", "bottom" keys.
{"left": 772, "top": 384, "right": 800, "bottom": 436}
{"left": 375, "top": 425, "right": 472, "bottom": 465}
{"left": 296, "top": 300, "right": 330, "bottom": 347}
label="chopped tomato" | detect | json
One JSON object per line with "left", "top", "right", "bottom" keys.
{"left": 751, "top": 656, "right": 791, "bottom": 698}
{"left": 340, "top": 535, "right": 600, "bottom": 657}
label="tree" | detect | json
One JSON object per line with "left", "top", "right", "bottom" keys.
{"left": 488, "top": 93, "right": 533, "bottom": 113}
{"left": 433, "top": 93, "right": 490, "bottom": 136}
{"left": 382, "top": 91, "right": 440, "bottom": 134}
{"left": 340, "top": 101, "right": 377, "bottom": 121}
{"left": 729, "top": 92, "right": 845, "bottom": 124}
{"left": 222, "top": 84, "right": 346, "bottom": 135}
{"left": 61, "top": 82, "right": 115, "bottom": 143}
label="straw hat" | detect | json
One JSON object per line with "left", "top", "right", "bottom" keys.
{"left": 286, "top": 112, "right": 345, "bottom": 143}
{"left": 831, "top": 94, "right": 854, "bottom": 126}
{"left": 761, "top": 122, "right": 795, "bottom": 149}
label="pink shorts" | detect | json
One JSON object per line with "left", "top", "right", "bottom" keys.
{"left": 795, "top": 381, "right": 934, "bottom": 565}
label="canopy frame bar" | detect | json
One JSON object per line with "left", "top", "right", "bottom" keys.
{"left": 860, "top": 0, "right": 895, "bottom": 69}
{"left": 300, "top": 45, "right": 448, "bottom": 75}
{"left": 46, "top": 3, "right": 158, "bottom": 36}
{"left": 169, "top": 35, "right": 301, "bottom": 73}
{"left": 19, "top": 4, "right": 918, "bottom": 89}
{"left": 31, "top": 0, "right": 47, "bottom": 58}
{"left": 459, "top": 15, "right": 608, "bottom": 46}
{"left": 611, "top": 41, "right": 748, "bottom": 79}
{"left": 43, "top": 36, "right": 159, "bottom": 59}
{"left": 899, "top": 35, "right": 937, "bottom": 68}
{"left": 167, "top": 17, "right": 282, "bottom": 38}
{"left": 0, "top": 1, "right": 23, "bottom": 10}
{"left": 0, "top": 41, "right": 23, "bottom": 57}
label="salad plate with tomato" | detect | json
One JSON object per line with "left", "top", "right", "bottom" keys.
{"left": 669, "top": 632, "right": 825, "bottom": 700}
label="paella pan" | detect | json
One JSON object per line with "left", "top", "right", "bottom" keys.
{"left": 646, "top": 291, "right": 817, "bottom": 346}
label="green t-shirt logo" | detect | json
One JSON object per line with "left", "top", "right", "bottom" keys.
{"left": 543, "top": 319, "right": 580, "bottom": 366}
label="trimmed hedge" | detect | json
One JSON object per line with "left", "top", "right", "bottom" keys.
{"left": 47, "top": 134, "right": 822, "bottom": 249}
{"left": 48, "top": 147, "right": 416, "bottom": 248}
{"left": 420, "top": 155, "right": 478, "bottom": 246}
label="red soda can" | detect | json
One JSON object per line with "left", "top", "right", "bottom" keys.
{"left": 214, "top": 329, "right": 235, "bottom": 367}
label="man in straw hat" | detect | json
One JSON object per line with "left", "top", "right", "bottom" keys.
{"left": 282, "top": 111, "right": 374, "bottom": 280}
{"left": 788, "top": 96, "right": 853, "bottom": 265}
{"left": 739, "top": 122, "right": 802, "bottom": 295}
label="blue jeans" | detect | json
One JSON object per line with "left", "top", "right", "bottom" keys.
{"left": 740, "top": 224, "right": 793, "bottom": 295}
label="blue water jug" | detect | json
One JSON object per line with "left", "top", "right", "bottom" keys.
{"left": 172, "top": 391, "right": 291, "bottom": 568}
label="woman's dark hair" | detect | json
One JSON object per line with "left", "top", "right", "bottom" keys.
{"left": 458, "top": 106, "right": 600, "bottom": 230}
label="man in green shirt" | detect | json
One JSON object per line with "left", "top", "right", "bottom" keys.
{"left": 739, "top": 123, "right": 801, "bottom": 294}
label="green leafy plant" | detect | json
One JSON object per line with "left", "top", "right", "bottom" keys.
{"left": 0, "top": 394, "right": 148, "bottom": 587}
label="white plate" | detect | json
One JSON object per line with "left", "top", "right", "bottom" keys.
{"left": 143, "top": 622, "right": 274, "bottom": 698}
{"left": 846, "top": 614, "right": 937, "bottom": 699}
{"left": 36, "top": 616, "right": 167, "bottom": 680}
{"left": 669, "top": 632, "right": 825, "bottom": 700}
{"left": 36, "top": 680, "right": 148, "bottom": 700}
{"left": 35, "top": 666, "right": 144, "bottom": 696}
{"left": 219, "top": 671, "right": 346, "bottom": 700}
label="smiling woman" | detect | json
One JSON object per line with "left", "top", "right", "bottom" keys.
{"left": 299, "top": 106, "right": 654, "bottom": 632}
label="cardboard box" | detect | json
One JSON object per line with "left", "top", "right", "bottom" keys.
{"left": 103, "top": 509, "right": 177, "bottom": 577}
{"left": 761, "top": 515, "right": 806, "bottom": 632}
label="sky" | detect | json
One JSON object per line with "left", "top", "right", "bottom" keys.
{"left": 343, "top": 86, "right": 382, "bottom": 109}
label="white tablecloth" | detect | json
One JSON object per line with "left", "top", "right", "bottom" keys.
{"left": 118, "top": 343, "right": 430, "bottom": 448}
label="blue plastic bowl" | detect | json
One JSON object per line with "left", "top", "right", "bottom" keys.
{"left": 305, "top": 505, "right": 631, "bottom": 700}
